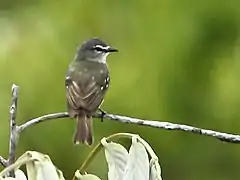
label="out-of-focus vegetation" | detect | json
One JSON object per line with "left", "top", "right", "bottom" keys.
{"left": 0, "top": 0, "right": 240, "bottom": 179}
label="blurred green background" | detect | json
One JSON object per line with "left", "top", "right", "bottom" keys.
{"left": 0, "top": 0, "right": 240, "bottom": 179}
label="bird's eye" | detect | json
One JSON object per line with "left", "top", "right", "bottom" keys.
{"left": 93, "top": 47, "right": 103, "bottom": 51}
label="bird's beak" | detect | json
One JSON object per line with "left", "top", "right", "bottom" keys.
{"left": 107, "top": 47, "right": 118, "bottom": 52}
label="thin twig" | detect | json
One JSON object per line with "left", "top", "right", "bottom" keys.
{"left": 0, "top": 156, "right": 8, "bottom": 167}
{"left": 17, "top": 111, "right": 240, "bottom": 143}
{"left": 8, "top": 84, "right": 19, "bottom": 177}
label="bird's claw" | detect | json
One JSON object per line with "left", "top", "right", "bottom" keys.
{"left": 99, "top": 108, "right": 106, "bottom": 122}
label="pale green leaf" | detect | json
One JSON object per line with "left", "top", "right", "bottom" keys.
{"left": 75, "top": 171, "right": 101, "bottom": 180}
{"left": 35, "top": 156, "right": 60, "bottom": 180}
{"left": 24, "top": 151, "right": 45, "bottom": 180}
{"left": 101, "top": 138, "right": 128, "bottom": 180}
{"left": 123, "top": 136, "right": 149, "bottom": 180}
{"left": 0, "top": 151, "right": 64, "bottom": 180}
{"left": 77, "top": 174, "right": 101, "bottom": 180}
{"left": 26, "top": 161, "right": 37, "bottom": 180}
{"left": 149, "top": 158, "right": 162, "bottom": 180}
{"left": 15, "top": 169, "right": 27, "bottom": 180}
{"left": 56, "top": 169, "right": 66, "bottom": 180}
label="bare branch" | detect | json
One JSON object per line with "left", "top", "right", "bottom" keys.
{"left": 17, "top": 112, "right": 69, "bottom": 133}
{"left": 102, "top": 113, "right": 240, "bottom": 143}
{"left": 17, "top": 111, "right": 240, "bottom": 143}
{"left": 0, "top": 156, "right": 7, "bottom": 167}
{"left": 8, "top": 84, "right": 19, "bottom": 177}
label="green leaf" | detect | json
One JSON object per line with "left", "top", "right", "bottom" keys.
{"left": 123, "top": 136, "right": 149, "bottom": 180}
{"left": 101, "top": 138, "right": 128, "bottom": 180}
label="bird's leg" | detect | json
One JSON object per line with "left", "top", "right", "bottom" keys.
{"left": 98, "top": 108, "right": 106, "bottom": 122}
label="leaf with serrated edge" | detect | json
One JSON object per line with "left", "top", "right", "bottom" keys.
{"left": 101, "top": 138, "right": 128, "bottom": 180}
{"left": 123, "top": 136, "right": 149, "bottom": 180}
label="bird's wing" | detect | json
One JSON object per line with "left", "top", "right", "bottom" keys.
{"left": 65, "top": 66, "right": 108, "bottom": 115}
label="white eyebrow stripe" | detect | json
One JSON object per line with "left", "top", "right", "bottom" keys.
{"left": 95, "top": 45, "right": 110, "bottom": 50}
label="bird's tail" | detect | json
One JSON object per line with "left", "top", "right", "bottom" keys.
{"left": 74, "top": 111, "right": 93, "bottom": 145}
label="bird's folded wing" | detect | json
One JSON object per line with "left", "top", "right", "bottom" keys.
{"left": 66, "top": 77, "right": 103, "bottom": 112}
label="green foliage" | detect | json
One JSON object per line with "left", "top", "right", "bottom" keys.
{"left": 0, "top": 1, "right": 240, "bottom": 179}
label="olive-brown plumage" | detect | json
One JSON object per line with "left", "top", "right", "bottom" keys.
{"left": 65, "top": 38, "right": 117, "bottom": 145}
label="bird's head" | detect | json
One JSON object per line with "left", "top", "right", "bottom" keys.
{"left": 76, "top": 38, "right": 118, "bottom": 63}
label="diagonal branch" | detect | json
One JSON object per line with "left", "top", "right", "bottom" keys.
{"left": 17, "top": 111, "right": 240, "bottom": 143}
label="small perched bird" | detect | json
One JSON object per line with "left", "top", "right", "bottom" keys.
{"left": 65, "top": 38, "right": 118, "bottom": 145}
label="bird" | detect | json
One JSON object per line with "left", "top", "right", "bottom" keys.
{"left": 65, "top": 38, "right": 118, "bottom": 145}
